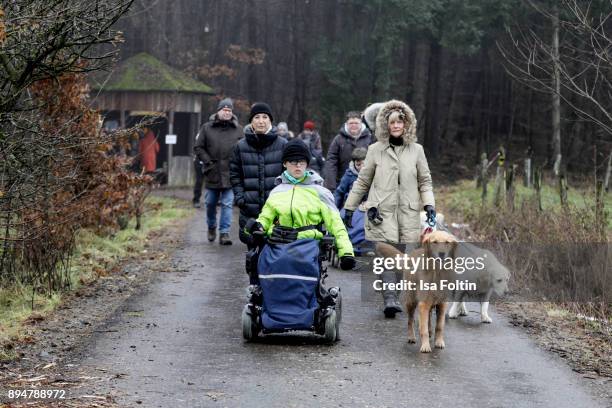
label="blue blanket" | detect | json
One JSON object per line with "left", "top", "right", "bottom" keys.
{"left": 257, "top": 239, "right": 320, "bottom": 330}
{"left": 340, "top": 208, "right": 371, "bottom": 255}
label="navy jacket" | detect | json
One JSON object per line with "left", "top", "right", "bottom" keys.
{"left": 334, "top": 164, "right": 359, "bottom": 209}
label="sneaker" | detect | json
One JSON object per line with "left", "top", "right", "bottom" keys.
{"left": 219, "top": 232, "right": 232, "bottom": 246}
{"left": 207, "top": 228, "right": 217, "bottom": 242}
{"left": 193, "top": 201, "right": 201, "bottom": 208}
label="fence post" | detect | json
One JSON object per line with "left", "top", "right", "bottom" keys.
{"left": 604, "top": 152, "right": 611, "bottom": 193}
{"left": 534, "top": 167, "right": 543, "bottom": 212}
{"left": 558, "top": 172, "right": 568, "bottom": 208}
{"left": 506, "top": 164, "right": 517, "bottom": 211}
{"left": 480, "top": 153, "right": 488, "bottom": 204}
{"left": 595, "top": 180, "right": 605, "bottom": 241}
{"left": 524, "top": 146, "right": 533, "bottom": 188}
{"left": 494, "top": 146, "right": 506, "bottom": 208}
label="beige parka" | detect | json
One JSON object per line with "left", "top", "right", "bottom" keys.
{"left": 343, "top": 100, "right": 435, "bottom": 243}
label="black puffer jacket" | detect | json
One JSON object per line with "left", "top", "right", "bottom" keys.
{"left": 229, "top": 125, "right": 287, "bottom": 240}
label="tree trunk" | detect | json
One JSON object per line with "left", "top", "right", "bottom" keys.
{"left": 425, "top": 42, "right": 442, "bottom": 157}
{"left": 604, "top": 152, "right": 612, "bottom": 192}
{"left": 552, "top": 5, "right": 562, "bottom": 176}
{"left": 412, "top": 39, "right": 431, "bottom": 143}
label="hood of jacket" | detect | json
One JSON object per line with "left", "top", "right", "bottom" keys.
{"left": 347, "top": 161, "right": 359, "bottom": 176}
{"left": 244, "top": 124, "right": 278, "bottom": 149}
{"left": 375, "top": 100, "right": 417, "bottom": 145}
{"left": 275, "top": 170, "right": 324, "bottom": 186}
{"left": 363, "top": 102, "right": 384, "bottom": 132}
{"left": 339, "top": 123, "right": 370, "bottom": 140}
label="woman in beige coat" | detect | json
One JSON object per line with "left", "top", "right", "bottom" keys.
{"left": 343, "top": 99, "right": 436, "bottom": 317}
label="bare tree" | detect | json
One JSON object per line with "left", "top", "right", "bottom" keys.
{"left": 0, "top": 0, "right": 136, "bottom": 290}
{"left": 498, "top": 0, "right": 612, "bottom": 143}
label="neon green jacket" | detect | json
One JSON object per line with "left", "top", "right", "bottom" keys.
{"left": 256, "top": 171, "right": 354, "bottom": 257}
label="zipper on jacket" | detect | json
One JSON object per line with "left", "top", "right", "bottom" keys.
{"left": 290, "top": 186, "right": 296, "bottom": 227}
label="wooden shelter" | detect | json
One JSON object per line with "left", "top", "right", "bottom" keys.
{"left": 90, "top": 52, "right": 215, "bottom": 185}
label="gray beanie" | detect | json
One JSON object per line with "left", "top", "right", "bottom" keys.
{"left": 217, "top": 98, "right": 234, "bottom": 111}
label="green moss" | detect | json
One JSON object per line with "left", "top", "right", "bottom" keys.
{"left": 91, "top": 52, "right": 213, "bottom": 94}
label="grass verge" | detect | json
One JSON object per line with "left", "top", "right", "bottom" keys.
{"left": 438, "top": 178, "right": 610, "bottom": 377}
{"left": 0, "top": 196, "right": 191, "bottom": 358}
{"left": 442, "top": 179, "right": 611, "bottom": 230}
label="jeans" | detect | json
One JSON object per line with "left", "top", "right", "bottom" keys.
{"left": 205, "top": 188, "right": 234, "bottom": 234}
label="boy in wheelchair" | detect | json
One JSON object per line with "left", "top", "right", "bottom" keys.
{"left": 241, "top": 139, "right": 355, "bottom": 340}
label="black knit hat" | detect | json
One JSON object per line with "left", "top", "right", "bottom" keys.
{"left": 282, "top": 139, "right": 311, "bottom": 164}
{"left": 249, "top": 102, "right": 273, "bottom": 123}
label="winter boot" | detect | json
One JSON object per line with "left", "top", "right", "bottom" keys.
{"left": 381, "top": 270, "right": 402, "bottom": 318}
{"left": 208, "top": 227, "right": 217, "bottom": 242}
{"left": 219, "top": 232, "right": 232, "bottom": 246}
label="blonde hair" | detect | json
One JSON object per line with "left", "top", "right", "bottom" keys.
{"left": 387, "top": 110, "right": 407, "bottom": 127}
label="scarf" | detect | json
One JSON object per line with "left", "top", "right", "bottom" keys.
{"left": 284, "top": 170, "right": 311, "bottom": 185}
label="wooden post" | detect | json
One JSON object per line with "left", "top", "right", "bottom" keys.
{"left": 494, "top": 146, "right": 506, "bottom": 208}
{"left": 524, "top": 158, "right": 531, "bottom": 188}
{"left": 167, "top": 111, "right": 174, "bottom": 186}
{"left": 534, "top": 167, "right": 543, "bottom": 212}
{"left": 480, "top": 153, "right": 488, "bottom": 204}
{"left": 524, "top": 146, "right": 533, "bottom": 188}
{"left": 558, "top": 172, "right": 568, "bottom": 208}
{"left": 506, "top": 164, "right": 517, "bottom": 211}
{"left": 119, "top": 109, "right": 126, "bottom": 129}
{"left": 604, "top": 152, "right": 611, "bottom": 193}
{"left": 595, "top": 180, "right": 605, "bottom": 241}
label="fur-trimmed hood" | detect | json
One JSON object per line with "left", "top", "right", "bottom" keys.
{"left": 375, "top": 100, "right": 417, "bottom": 145}
{"left": 363, "top": 102, "right": 384, "bottom": 131}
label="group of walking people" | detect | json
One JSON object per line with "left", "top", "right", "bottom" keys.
{"left": 193, "top": 97, "right": 436, "bottom": 316}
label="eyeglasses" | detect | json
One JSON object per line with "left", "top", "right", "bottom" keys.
{"left": 288, "top": 160, "right": 308, "bottom": 166}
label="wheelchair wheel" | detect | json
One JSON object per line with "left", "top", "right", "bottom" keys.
{"left": 324, "top": 309, "right": 338, "bottom": 343}
{"left": 335, "top": 291, "right": 342, "bottom": 324}
{"left": 331, "top": 248, "right": 339, "bottom": 268}
{"left": 242, "top": 305, "right": 258, "bottom": 341}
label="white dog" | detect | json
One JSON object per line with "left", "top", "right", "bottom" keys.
{"left": 447, "top": 242, "right": 510, "bottom": 323}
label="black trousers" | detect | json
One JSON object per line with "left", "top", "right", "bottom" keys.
{"left": 193, "top": 160, "right": 204, "bottom": 203}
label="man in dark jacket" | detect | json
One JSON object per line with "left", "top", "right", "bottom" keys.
{"left": 324, "top": 111, "right": 374, "bottom": 191}
{"left": 229, "top": 102, "right": 287, "bottom": 247}
{"left": 194, "top": 98, "right": 243, "bottom": 245}
{"left": 296, "top": 120, "right": 323, "bottom": 156}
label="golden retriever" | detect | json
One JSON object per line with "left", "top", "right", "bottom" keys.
{"left": 377, "top": 230, "right": 458, "bottom": 353}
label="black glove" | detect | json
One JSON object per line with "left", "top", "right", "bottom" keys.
{"left": 424, "top": 205, "right": 436, "bottom": 226}
{"left": 343, "top": 210, "right": 354, "bottom": 228}
{"left": 235, "top": 197, "right": 246, "bottom": 209}
{"left": 202, "top": 160, "right": 215, "bottom": 174}
{"left": 367, "top": 207, "right": 383, "bottom": 225}
{"left": 340, "top": 256, "right": 356, "bottom": 270}
{"left": 245, "top": 218, "right": 264, "bottom": 234}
